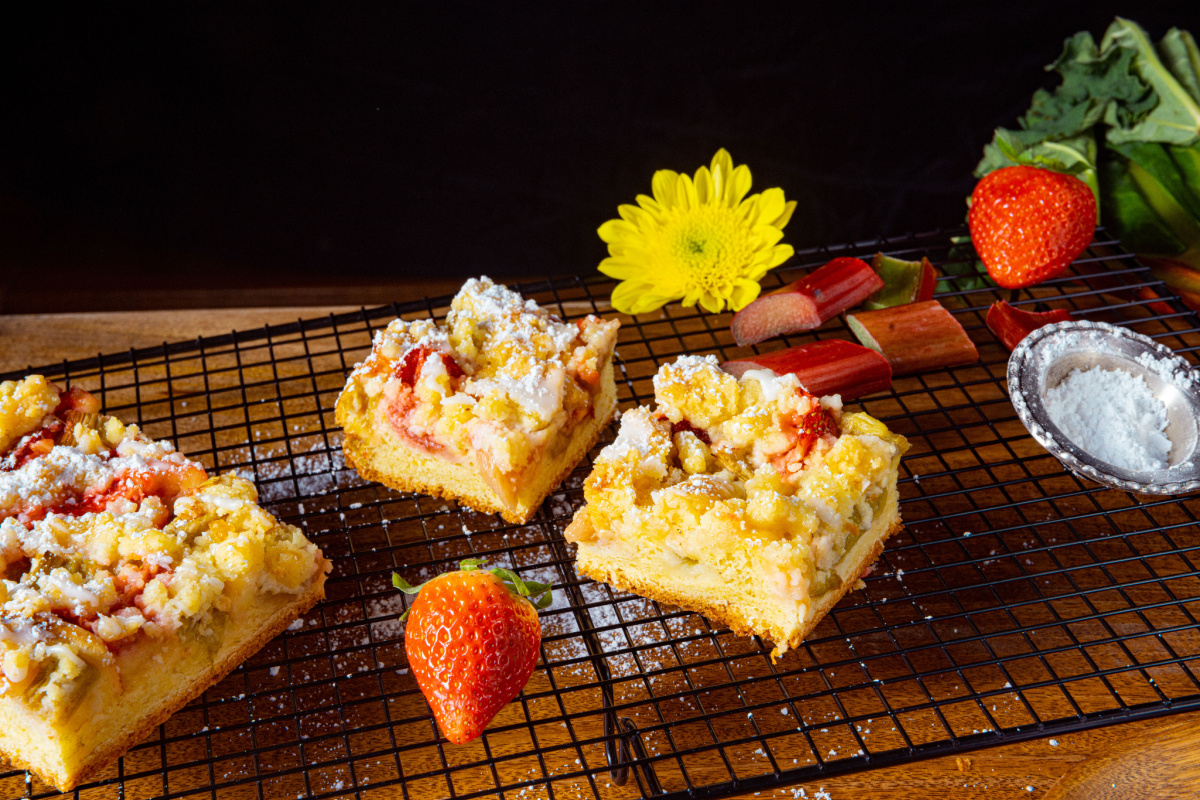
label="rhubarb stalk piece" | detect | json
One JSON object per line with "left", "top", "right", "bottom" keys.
{"left": 985, "top": 301, "right": 1074, "bottom": 351}
{"left": 1147, "top": 258, "right": 1200, "bottom": 297}
{"left": 1070, "top": 259, "right": 1172, "bottom": 315}
{"left": 864, "top": 253, "right": 938, "bottom": 309}
{"left": 721, "top": 339, "right": 892, "bottom": 400}
{"left": 1177, "top": 289, "right": 1200, "bottom": 312}
{"left": 846, "top": 300, "right": 979, "bottom": 375}
{"left": 731, "top": 257, "right": 884, "bottom": 346}
{"left": 1145, "top": 258, "right": 1200, "bottom": 313}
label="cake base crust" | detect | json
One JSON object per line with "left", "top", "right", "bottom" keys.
{"left": 0, "top": 574, "right": 327, "bottom": 792}
{"left": 574, "top": 517, "right": 902, "bottom": 659}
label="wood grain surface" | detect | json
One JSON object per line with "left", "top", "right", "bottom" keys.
{"left": 1041, "top": 717, "right": 1200, "bottom": 800}
{"left": 2, "top": 306, "right": 1198, "bottom": 800}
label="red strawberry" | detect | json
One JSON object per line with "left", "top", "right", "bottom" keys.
{"left": 395, "top": 346, "right": 463, "bottom": 386}
{"left": 771, "top": 404, "right": 839, "bottom": 477}
{"left": 394, "top": 559, "right": 551, "bottom": 743}
{"left": 968, "top": 165, "right": 1096, "bottom": 289}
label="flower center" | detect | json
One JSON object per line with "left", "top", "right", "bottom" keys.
{"left": 667, "top": 206, "right": 752, "bottom": 293}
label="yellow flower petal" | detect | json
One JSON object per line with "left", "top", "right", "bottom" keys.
{"left": 766, "top": 243, "right": 795, "bottom": 269}
{"left": 597, "top": 217, "right": 636, "bottom": 244}
{"left": 619, "top": 203, "right": 659, "bottom": 232}
{"left": 634, "top": 194, "right": 663, "bottom": 219}
{"left": 678, "top": 172, "right": 698, "bottom": 211}
{"left": 752, "top": 223, "right": 786, "bottom": 248}
{"left": 725, "top": 164, "right": 753, "bottom": 208}
{"left": 597, "top": 149, "right": 795, "bottom": 315}
{"left": 694, "top": 165, "right": 715, "bottom": 205}
{"left": 756, "top": 187, "right": 786, "bottom": 226}
{"left": 711, "top": 149, "right": 734, "bottom": 189}
{"left": 774, "top": 199, "right": 797, "bottom": 230}
{"left": 698, "top": 291, "right": 724, "bottom": 314}
{"left": 598, "top": 257, "right": 647, "bottom": 280}
{"left": 729, "top": 278, "right": 762, "bottom": 311}
{"left": 735, "top": 193, "right": 760, "bottom": 224}
{"left": 652, "top": 169, "right": 680, "bottom": 208}
{"left": 611, "top": 280, "right": 657, "bottom": 315}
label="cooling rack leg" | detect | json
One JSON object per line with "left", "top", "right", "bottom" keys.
{"left": 621, "top": 717, "right": 663, "bottom": 796}
{"left": 604, "top": 708, "right": 631, "bottom": 786}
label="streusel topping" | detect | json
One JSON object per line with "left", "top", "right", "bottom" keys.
{"left": 0, "top": 377, "right": 324, "bottom": 717}
{"left": 572, "top": 356, "right": 907, "bottom": 606}
{"left": 345, "top": 276, "right": 619, "bottom": 493}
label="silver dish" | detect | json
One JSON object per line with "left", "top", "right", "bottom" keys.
{"left": 1007, "top": 320, "right": 1200, "bottom": 495}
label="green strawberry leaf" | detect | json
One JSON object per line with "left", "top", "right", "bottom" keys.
{"left": 392, "top": 573, "right": 423, "bottom": 594}
{"left": 490, "top": 566, "right": 554, "bottom": 609}
{"left": 937, "top": 237, "right": 995, "bottom": 294}
{"left": 392, "top": 558, "right": 554, "bottom": 621}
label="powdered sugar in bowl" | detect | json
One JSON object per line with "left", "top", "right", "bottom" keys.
{"left": 1008, "top": 320, "right": 1200, "bottom": 495}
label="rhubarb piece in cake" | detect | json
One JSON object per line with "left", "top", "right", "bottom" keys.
{"left": 0, "top": 376, "right": 330, "bottom": 791}
{"left": 564, "top": 355, "right": 908, "bottom": 658}
{"left": 336, "top": 276, "right": 620, "bottom": 524}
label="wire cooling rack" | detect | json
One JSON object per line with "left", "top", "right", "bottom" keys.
{"left": 3, "top": 228, "right": 1200, "bottom": 800}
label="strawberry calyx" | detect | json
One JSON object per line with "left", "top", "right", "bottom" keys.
{"left": 392, "top": 558, "right": 553, "bottom": 620}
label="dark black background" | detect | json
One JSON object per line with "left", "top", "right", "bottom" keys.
{"left": 2, "top": 3, "right": 1197, "bottom": 305}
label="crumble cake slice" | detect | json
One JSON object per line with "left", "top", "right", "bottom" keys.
{"left": 336, "top": 276, "right": 620, "bottom": 524}
{"left": 0, "top": 376, "right": 330, "bottom": 791}
{"left": 564, "top": 355, "right": 908, "bottom": 658}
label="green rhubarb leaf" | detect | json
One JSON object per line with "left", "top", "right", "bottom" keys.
{"left": 1127, "top": 158, "right": 1200, "bottom": 252}
{"left": 1102, "top": 18, "right": 1200, "bottom": 145}
{"left": 1020, "top": 31, "right": 1150, "bottom": 139}
{"left": 1100, "top": 153, "right": 1187, "bottom": 256}
{"left": 971, "top": 17, "right": 1200, "bottom": 268}
{"left": 1157, "top": 28, "right": 1200, "bottom": 105}
{"left": 1169, "top": 141, "right": 1200, "bottom": 204}
{"left": 1110, "top": 141, "right": 1200, "bottom": 222}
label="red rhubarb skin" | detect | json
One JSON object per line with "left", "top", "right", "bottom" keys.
{"left": 847, "top": 300, "right": 979, "bottom": 376}
{"left": 721, "top": 338, "right": 893, "bottom": 400}
{"left": 916, "top": 259, "right": 937, "bottom": 302}
{"left": 730, "top": 257, "right": 884, "bottom": 346}
{"left": 985, "top": 301, "right": 1073, "bottom": 351}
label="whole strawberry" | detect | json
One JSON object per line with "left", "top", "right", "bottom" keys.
{"left": 968, "top": 165, "right": 1096, "bottom": 289}
{"left": 394, "top": 559, "right": 551, "bottom": 743}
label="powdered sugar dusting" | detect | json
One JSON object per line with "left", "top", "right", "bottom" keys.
{"left": 598, "top": 408, "right": 668, "bottom": 463}
{"left": 0, "top": 446, "right": 109, "bottom": 517}
{"left": 1045, "top": 365, "right": 1171, "bottom": 471}
{"left": 652, "top": 355, "right": 720, "bottom": 396}
{"left": 450, "top": 276, "right": 584, "bottom": 421}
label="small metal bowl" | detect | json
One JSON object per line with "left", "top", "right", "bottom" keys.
{"left": 1008, "top": 320, "right": 1200, "bottom": 495}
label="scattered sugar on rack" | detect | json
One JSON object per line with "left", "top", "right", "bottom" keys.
{"left": 1044, "top": 364, "right": 1171, "bottom": 472}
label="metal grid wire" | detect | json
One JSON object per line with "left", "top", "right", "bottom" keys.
{"left": 3, "top": 227, "right": 1200, "bottom": 800}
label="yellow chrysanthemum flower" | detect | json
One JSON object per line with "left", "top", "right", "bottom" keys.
{"left": 598, "top": 148, "right": 797, "bottom": 315}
